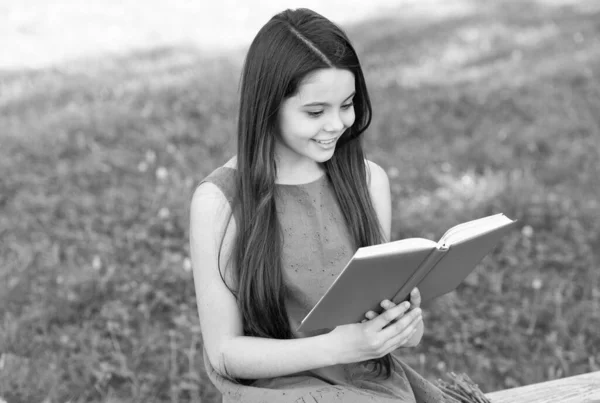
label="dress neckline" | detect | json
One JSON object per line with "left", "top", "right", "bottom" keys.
{"left": 220, "top": 166, "right": 327, "bottom": 187}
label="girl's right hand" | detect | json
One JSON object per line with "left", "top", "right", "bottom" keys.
{"left": 327, "top": 301, "right": 422, "bottom": 365}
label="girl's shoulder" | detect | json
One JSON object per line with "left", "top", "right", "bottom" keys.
{"left": 196, "top": 156, "right": 238, "bottom": 205}
{"left": 223, "top": 156, "right": 237, "bottom": 169}
{"left": 364, "top": 159, "right": 389, "bottom": 189}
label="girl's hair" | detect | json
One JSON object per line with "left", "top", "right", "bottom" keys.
{"left": 221, "top": 8, "right": 393, "bottom": 383}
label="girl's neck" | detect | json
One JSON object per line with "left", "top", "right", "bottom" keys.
{"left": 275, "top": 159, "right": 325, "bottom": 185}
{"left": 223, "top": 156, "right": 325, "bottom": 185}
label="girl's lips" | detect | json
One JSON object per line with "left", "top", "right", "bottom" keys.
{"left": 312, "top": 138, "right": 338, "bottom": 149}
{"left": 313, "top": 137, "right": 338, "bottom": 144}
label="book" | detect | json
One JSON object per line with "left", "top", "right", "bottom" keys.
{"left": 296, "top": 213, "right": 518, "bottom": 332}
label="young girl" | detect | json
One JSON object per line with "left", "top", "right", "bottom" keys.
{"left": 190, "top": 8, "right": 457, "bottom": 403}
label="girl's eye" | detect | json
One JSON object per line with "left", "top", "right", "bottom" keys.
{"left": 307, "top": 103, "right": 352, "bottom": 118}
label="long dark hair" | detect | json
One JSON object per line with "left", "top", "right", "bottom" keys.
{"left": 222, "top": 8, "right": 393, "bottom": 383}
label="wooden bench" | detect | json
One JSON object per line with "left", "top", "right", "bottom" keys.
{"left": 485, "top": 371, "right": 600, "bottom": 403}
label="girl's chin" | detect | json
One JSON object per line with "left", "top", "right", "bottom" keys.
{"left": 311, "top": 149, "right": 336, "bottom": 163}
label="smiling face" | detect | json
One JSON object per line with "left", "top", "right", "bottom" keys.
{"left": 275, "top": 68, "right": 356, "bottom": 169}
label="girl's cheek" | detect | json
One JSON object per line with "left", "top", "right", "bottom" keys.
{"left": 344, "top": 111, "right": 355, "bottom": 127}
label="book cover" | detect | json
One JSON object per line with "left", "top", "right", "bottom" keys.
{"left": 296, "top": 213, "right": 517, "bottom": 333}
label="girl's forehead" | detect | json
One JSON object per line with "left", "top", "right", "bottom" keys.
{"left": 296, "top": 68, "right": 355, "bottom": 102}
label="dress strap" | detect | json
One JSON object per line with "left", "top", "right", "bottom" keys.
{"left": 200, "top": 166, "right": 236, "bottom": 204}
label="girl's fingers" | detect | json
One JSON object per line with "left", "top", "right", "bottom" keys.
{"left": 383, "top": 321, "right": 420, "bottom": 352}
{"left": 365, "top": 300, "right": 398, "bottom": 322}
{"left": 380, "top": 307, "right": 422, "bottom": 340}
{"left": 365, "top": 300, "right": 403, "bottom": 322}
{"left": 410, "top": 288, "right": 421, "bottom": 307}
{"left": 372, "top": 300, "right": 411, "bottom": 329}
{"left": 365, "top": 296, "right": 420, "bottom": 326}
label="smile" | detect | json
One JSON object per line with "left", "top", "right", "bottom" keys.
{"left": 313, "top": 138, "right": 337, "bottom": 145}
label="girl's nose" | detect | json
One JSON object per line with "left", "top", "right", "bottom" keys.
{"left": 324, "top": 113, "right": 344, "bottom": 133}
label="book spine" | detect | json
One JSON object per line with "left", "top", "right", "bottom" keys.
{"left": 390, "top": 247, "right": 448, "bottom": 305}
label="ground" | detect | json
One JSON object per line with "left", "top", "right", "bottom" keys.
{"left": 0, "top": 0, "right": 599, "bottom": 402}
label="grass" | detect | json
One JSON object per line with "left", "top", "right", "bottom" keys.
{"left": 1, "top": 0, "right": 599, "bottom": 401}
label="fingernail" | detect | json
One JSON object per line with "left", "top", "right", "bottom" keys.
{"left": 403, "top": 302, "right": 411, "bottom": 309}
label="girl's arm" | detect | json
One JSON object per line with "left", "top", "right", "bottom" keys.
{"left": 365, "top": 160, "right": 392, "bottom": 242}
{"left": 364, "top": 160, "right": 424, "bottom": 348}
{"left": 219, "top": 334, "right": 337, "bottom": 379}
{"left": 190, "top": 182, "right": 337, "bottom": 380}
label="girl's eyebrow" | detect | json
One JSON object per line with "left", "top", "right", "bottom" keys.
{"left": 302, "top": 91, "right": 356, "bottom": 107}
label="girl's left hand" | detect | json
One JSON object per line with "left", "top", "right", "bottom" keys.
{"left": 407, "top": 287, "right": 421, "bottom": 310}
{"left": 361, "top": 288, "right": 423, "bottom": 348}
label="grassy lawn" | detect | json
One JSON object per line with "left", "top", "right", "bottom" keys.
{"left": 1, "top": 0, "right": 599, "bottom": 402}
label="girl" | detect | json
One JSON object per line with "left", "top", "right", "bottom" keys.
{"left": 190, "top": 8, "right": 457, "bottom": 403}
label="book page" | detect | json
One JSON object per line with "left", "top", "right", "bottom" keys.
{"left": 354, "top": 237, "right": 436, "bottom": 259}
{"left": 438, "top": 213, "right": 514, "bottom": 247}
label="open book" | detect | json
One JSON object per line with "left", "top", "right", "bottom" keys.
{"left": 297, "top": 213, "right": 517, "bottom": 332}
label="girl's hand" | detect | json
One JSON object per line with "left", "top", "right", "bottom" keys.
{"left": 328, "top": 298, "right": 423, "bottom": 365}
{"left": 362, "top": 288, "right": 422, "bottom": 322}
{"left": 408, "top": 287, "right": 422, "bottom": 310}
{"left": 361, "top": 288, "right": 423, "bottom": 347}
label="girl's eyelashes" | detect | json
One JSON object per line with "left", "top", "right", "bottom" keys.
{"left": 306, "top": 103, "right": 354, "bottom": 118}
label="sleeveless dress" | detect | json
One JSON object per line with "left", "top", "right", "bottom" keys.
{"left": 199, "top": 166, "right": 457, "bottom": 403}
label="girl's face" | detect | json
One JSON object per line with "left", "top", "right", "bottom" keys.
{"left": 276, "top": 68, "right": 356, "bottom": 167}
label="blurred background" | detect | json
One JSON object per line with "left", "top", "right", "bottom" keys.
{"left": 1, "top": 0, "right": 599, "bottom": 402}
